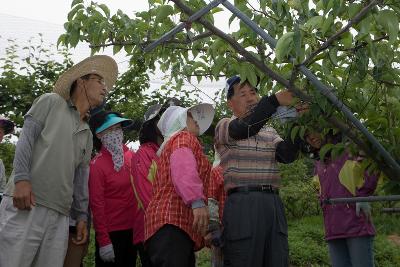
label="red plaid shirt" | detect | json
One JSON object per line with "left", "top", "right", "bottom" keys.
{"left": 145, "top": 131, "right": 211, "bottom": 250}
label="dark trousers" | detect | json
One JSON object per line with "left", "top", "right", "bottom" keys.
{"left": 222, "top": 192, "right": 289, "bottom": 267}
{"left": 135, "top": 242, "right": 153, "bottom": 267}
{"left": 146, "top": 224, "right": 195, "bottom": 267}
{"left": 95, "top": 229, "right": 137, "bottom": 267}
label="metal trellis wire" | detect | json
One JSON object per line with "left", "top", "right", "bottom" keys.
{"left": 143, "top": 0, "right": 400, "bottom": 179}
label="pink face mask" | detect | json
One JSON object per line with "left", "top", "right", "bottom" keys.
{"left": 100, "top": 128, "right": 124, "bottom": 171}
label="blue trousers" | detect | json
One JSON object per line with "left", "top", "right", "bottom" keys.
{"left": 327, "top": 236, "right": 374, "bottom": 267}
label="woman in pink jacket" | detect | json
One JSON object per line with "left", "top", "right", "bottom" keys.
{"left": 89, "top": 110, "right": 138, "bottom": 267}
{"left": 131, "top": 99, "right": 181, "bottom": 267}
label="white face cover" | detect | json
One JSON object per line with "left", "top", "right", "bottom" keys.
{"left": 100, "top": 128, "right": 124, "bottom": 171}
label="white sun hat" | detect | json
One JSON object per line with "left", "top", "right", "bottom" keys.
{"left": 156, "top": 103, "right": 215, "bottom": 155}
{"left": 53, "top": 55, "right": 118, "bottom": 100}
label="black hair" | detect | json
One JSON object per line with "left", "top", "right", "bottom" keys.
{"left": 305, "top": 129, "right": 343, "bottom": 160}
{"left": 0, "top": 120, "right": 14, "bottom": 135}
{"left": 227, "top": 80, "right": 257, "bottom": 100}
{"left": 139, "top": 119, "right": 161, "bottom": 145}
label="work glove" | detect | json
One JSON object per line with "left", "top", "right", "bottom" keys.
{"left": 211, "top": 228, "right": 223, "bottom": 247}
{"left": 356, "top": 202, "right": 372, "bottom": 222}
{"left": 99, "top": 243, "right": 115, "bottom": 262}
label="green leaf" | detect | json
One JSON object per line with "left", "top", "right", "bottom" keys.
{"left": 328, "top": 46, "right": 338, "bottom": 66}
{"left": 212, "top": 56, "right": 226, "bottom": 77}
{"left": 124, "top": 45, "right": 133, "bottom": 54}
{"left": 56, "top": 34, "right": 65, "bottom": 47}
{"left": 259, "top": 17, "right": 269, "bottom": 29}
{"left": 303, "top": 16, "right": 323, "bottom": 31}
{"left": 324, "top": 0, "right": 334, "bottom": 14}
{"left": 331, "top": 143, "right": 345, "bottom": 159}
{"left": 315, "top": 0, "right": 324, "bottom": 12}
{"left": 113, "top": 45, "right": 122, "bottom": 54}
{"left": 299, "top": 126, "right": 306, "bottom": 140}
{"left": 67, "top": 4, "right": 84, "bottom": 21}
{"left": 375, "top": 10, "right": 399, "bottom": 45}
{"left": 228, "top": 14, "right": 236, "bottom": 27}
{"left": 98, "top": 4, "right": 110, "bottom": 18}
{"left": 156, "top": 5, "right": 174, "bottom": 23}
{"left": 275, "top": 32, "right": 294, "bottom": 62}
{"left": 319, "top": 143, "right": 334, "bottom": 160}
{"left": 71, "top": 0, "right": 83, "bottom": 8}
{"left": 69, "top": 29, "right": 80, "bottom": 47}
{"left": 211, "top": 7, "right": 224, "bottom": 14}
{"left": 245, "top": 65, "right": 258, "bottom": 88}
{"left": 340, "top": 32, "right": 352, "bottom": 49}
{"left": 291, "top": 125, "right": 300, "bottom": 142}
{"left": 348, "top": 3, "right": 362, "bottom": 18}
{"left": 238, "top": 65, "right": 248, "bottom": 85}
{"left": 321, "top": 15, "right": 334, "bottom": 35}
{"left": 288, "top": 0, "right": 301, "bottom": 10}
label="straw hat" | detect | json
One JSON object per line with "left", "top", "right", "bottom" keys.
{"left": 53, "top": 55, "right": 118, "bottom": 100}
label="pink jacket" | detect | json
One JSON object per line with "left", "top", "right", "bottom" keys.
{"left": 89, "top": 145, "right": 138, "bottom": 247}
{"left": 131, "top": 142, "right": 159, "bottom": 244}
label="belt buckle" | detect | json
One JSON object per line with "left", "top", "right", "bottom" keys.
{"left": 261, "top": 184, "right": 271, "bottom": 192}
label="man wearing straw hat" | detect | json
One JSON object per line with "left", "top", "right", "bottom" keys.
{"left": 214, "top": 75, "right": 303, "bottom": 267}
{"left": 0, "top": 55, "right": 118, "bottom": 267}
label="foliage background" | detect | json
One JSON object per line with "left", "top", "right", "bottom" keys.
{"left": 1, "top": 0, "right": 400, "bottom": 265}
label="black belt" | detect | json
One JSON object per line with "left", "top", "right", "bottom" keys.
{"left": 227, "top": 185, "right": 279, "bottom": 196}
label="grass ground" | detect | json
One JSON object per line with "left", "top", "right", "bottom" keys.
{"left": 82, "top": 214, "right": 400, "bottom": 267}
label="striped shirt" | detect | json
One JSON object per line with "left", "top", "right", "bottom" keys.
{"left": 215, "top": 117, "right": 283, "bottom": 189}
{"left": 145, "top": 131, "right": 211, "bottom": 250}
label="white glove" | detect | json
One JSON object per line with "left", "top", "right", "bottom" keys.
{"left": 356, "top": 202, "right": 372, "bottom": 222}
{"left": 99, "top": 243, "right": 115, "bottom": 262}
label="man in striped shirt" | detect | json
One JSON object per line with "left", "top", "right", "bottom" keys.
{"left": 215, "top": 75, "right": 302, "bottom": 267}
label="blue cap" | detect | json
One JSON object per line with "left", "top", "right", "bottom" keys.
{"left": 95, "top": 113, "right": 132, "bottom": 134}
{"left": 224, "top": 75, "right": 241, "bottom": 99}
{"left": 225, "top": 75, "right": 259, "bottom": 99}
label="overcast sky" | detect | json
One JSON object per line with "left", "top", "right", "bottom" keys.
{"left": 1, "top": 0, "right": 147, "bottom": 25}
{"left": 1, "top": 0, "right": 235, "bottom": 109}
{"left": 1, "top": 1, "right": 232, "bottom": 148}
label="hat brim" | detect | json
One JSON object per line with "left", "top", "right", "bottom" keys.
{"left": 53, "top": 55, "right": 118, "bottom": 100}
{"left": 188, "top": 103, "right": 215, "bottom": 135}
{"left": 143, "top": 104, "right": 163, "bottom": 123}
{"left": 96, "top": 117, "right": 132, "bottom": 134}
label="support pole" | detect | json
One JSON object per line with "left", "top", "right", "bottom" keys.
{"left": 381, "top": 207, "right": 400, "bottom": 213}
{"left": 324, "top": 195, "right": 400, "bottom": 205}
{"left": 221, "top": 0, "right": 400, "bottom": 178}
{"left": 143, "top": 0, "right": 226, "bottom": 52}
